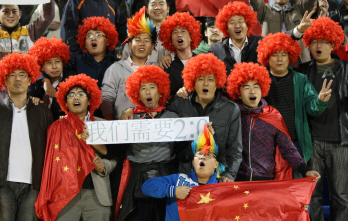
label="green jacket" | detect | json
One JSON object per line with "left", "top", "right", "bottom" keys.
{"left": 293, "top": 70, "right": 328, "bottom": 162}
{"left": 193, "top": 40, "right": 210, "bottom": 54}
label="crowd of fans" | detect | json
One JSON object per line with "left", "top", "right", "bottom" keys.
{"left": 0, "top": 0, "right": 347, "bottom": 221}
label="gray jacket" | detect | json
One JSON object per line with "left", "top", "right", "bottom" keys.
{"left": 100, "top": 60, "right": 135, "bottom": 120}
{"left": 249, "top": 0, "right": 316, "bottom": 61}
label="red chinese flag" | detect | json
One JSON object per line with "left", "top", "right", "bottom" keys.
{"left": 175, "top": 0, "right": 262, "bottom": 36}
{"left": 35, "top": 112, "right": 96, "bottom": 221}
{"left": 177, "top": 177, "right": 316, "bottom": 221}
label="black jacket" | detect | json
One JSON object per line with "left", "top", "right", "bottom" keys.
{"left": 28, "top": 68, "right": 75, "bottom": 120}
{"left": 0, "top": 96, "right": 53, "bottom": 190}
{"left": 167, "top": 92, "right": 242, "bottom": 181}
{"left": 164, "top": 53, "right": 196, "bottom": 97}
{"left": 295, "top": 54, "right": 348, "bottom": 145}
{"left": 208, "top": 31, "right": 299, "bottom": 76}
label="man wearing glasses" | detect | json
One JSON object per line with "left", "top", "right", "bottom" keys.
{"left": 0, "top": 53, "right": 53, "bottom": 221}
{"left": 295, "top": 17, "right": 348, "bottom": 221}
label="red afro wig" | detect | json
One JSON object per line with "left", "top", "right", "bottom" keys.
{"left": 303, "top": 17, "right": 344, "bottom": 51}
{"left": 216, "top": 2, "right": 258, "bottom": 38}
{"left": 125, "top": 65, "right": 170, "bottom": 107}
{"left": 257, "top": 32, "right": 301, "bottom": 66}
{"left": 77, "top": 16, "right": 119, "bottom": 53}
{"left": 159, "top": 12, "right": 202, "bottom": 53}
{"left": 56, "top": 74, "right": 102, "bottom": 119}
{"left": 226, "top": 62, "right": 271, "bottom": 101}
{"left": 28, "top": 37, "right": 70, "bottom": 68}
{"left": 0, "top": 53, "right": 41, "bottom": 89}
{"left": 182, "top": 53, "right": 227, "bottom": 92}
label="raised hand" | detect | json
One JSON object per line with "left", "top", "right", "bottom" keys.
{"left": 318, "top": 79, "right": 333, "bottom": 102}
{"left": 297, "top": 8, "right": 316, "bottom": 33}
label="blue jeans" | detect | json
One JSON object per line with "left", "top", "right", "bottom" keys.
{"left": 0, "top": 181, "right": 38, "bottom": 221}
{"left": 308, "top": 140, "right": 348, "bottom": 221}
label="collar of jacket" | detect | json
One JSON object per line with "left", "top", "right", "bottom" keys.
{"left": 84, "top": 49, "right": 114, "bottom": 65}
{"left": 188, "top": 90, "right": 225, "bottom": 111}
{"left": 237, "top": 98, "right": 267, "bottom": 115}
{"left": 272, "top": 3, "right": 294, "bottom": 12}
{"left": 0, "top": 23, "right": 20, "bottom": 33}
{"left": 4, "top": 93, "right": 31, "bottom": 110}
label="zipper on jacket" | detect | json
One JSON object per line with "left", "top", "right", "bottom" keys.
{"left": 248, "top": 116, "right": 254, "bottom": 181}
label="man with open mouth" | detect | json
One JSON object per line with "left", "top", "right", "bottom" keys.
{"left": 35, "top": 74, "right": 116, "bottom": 221}
{"left": 209, "top": 1, "right": 306, "bottom": 76}
{"left": 158, "top": 12, "right": 202, "bottom": 96}
{"left": 39, "top": 16, "right": 119, "bottom": 119}
{"left": 100, "top": 7, "right": 156, "bottom": 121}
{"left": 226, "top": 62, "right": 321, "bottom": 183}
{"left": 0, "top": 53, "right": 53, "bottom": 221}
{"left": 141, "top": 124, "right": 225, "bottom": 221}
{"left": 295, "top": 16, "right": 348, "bottom": 221}
{"left": 257, "top": 32, "right": 332, "bottom": 179}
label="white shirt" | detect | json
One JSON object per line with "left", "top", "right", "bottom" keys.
{"left": 125, "top": 56, "right": 149, "bottom": 72}
{"left": 7, "top": 102, "right": 32, "bottom": 184}
{"left": 229, "top": 37, "right": 249, "bottom": 63}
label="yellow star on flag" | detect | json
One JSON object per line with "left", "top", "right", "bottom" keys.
{"left": 235, "top": 216, "right": 240, "bottom": 220}
{"left": 54, "top": 144, "right": 59, "bottom": 149}
{"left": 197, "top": 192, "right": 215, "bottom": 204}
{"left": 77, "top": 166, "right": 81, "bottom": 172}
{"left": 233, "top": 185, "right": 239, "bottom": 190}
{"left": 55, "top": 157, "right": 60, "bottom": 162}
{"left": 75, "top": 130, "right": 81, "bottom": 139}
{"left": 63, "top": 166, "right": 69, "bottom": 171}
{"left": 244, "top": 191, "right": 250, "bottom": 195}
{"left": 243, "top": 203, "right": 249, "bottom": 209}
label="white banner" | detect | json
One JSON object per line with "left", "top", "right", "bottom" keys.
{"left": 0, "top": 0, "right": 50, "bottom": 5}
{"left": 86, "top": 117, "right": 209, "bottom": 145}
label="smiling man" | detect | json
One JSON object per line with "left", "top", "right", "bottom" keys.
{"left": 159, "top": 12, "right": 202, "bottom": 96}
{"left": 0, "top": 0, "right": 55, "bottom": 59}
{"left": 226, "top": 62, "right": 321, "bottom": 182}
{"left": 295, "top": 17, "right": 348, "bottom": 221}
{"left": 0, "top": 53, "right": 53, "bottom": 221}
{"left": 100, "top": 7, "right": 156, "bottom": 120}
{"left": 141, "top": 124, "right": 225, "bottom": 221}
{"left": 256, "top": 32, "right": 331, "bottom": 173}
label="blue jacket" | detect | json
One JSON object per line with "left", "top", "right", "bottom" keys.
{"left": 60, "top": 0, "right": 127, "bottom": 57}
{"left": 141, "top": 171, "right": 219, "bottom": 221}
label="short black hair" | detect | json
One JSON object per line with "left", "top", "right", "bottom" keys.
{"left": 64, "top": 86, "right": 91, "bottom": 102}
{"left": 0, "top": 5, "right": 20, "bottom": 10}
{"left": 147, "top": 0, "right": 168, "bottom": 6}
{"left": 205, "top": 17, "right": 216, "bottom": 28}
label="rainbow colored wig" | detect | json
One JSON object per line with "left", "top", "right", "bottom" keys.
{"left": 226, "top": 62, "right": 271, "bottom": 101}
{"left": 56, "top": 74, "right": 102, "bottom": 120}
{"left": 122, "top": 6, "right": 156, "bottom": 45}
{"left": 125, "top": 65, "right": 170, "bottom": 107}
{"left": 216, "top": 1, "right": 258, "bottom": 38}
{"left": 0, "top": 53, "right": 41, "bottom": 89}
{"left": 192, "top": 124, "right": 226, "bottom": 178}
{"left": 77, "top": 16, "right": 119, "bottom": 52}
{"left": 182, "top": 53, "right": 227, "bottom": 92}
{"left": 159, "top": 12, "right": 202, "bottom": 54}
{"left": 257, "top": 32, "right": 301, "bottom": 66}
{"left": 303, "top": 16, "right": 344, "bottom": 51}
{"left": 28, "top": 37, "right": 70, "bottom": 68}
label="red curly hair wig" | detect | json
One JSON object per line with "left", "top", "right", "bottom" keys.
{"left": 28, "top": 37, "right": 70, "bottom": 68}
{"left": 77, "top": 16, "right": 119, "bottom": 53}
{"left": 0, "top": 53, "right": 41, "bottom": 89}
{"left": 159, "top": 12, "right": 202, "bottom": 53}
{"left": 303, "top": 17, "right": 344, "bottom": 51}
{"left": 226, "top": 62, "right": 271, "bottom": 101}
{"left": 56, "top": 74, "right": 102, "bottom": 119}
{"left": 257, "top": 32, "right": 301, "bottom": 66}
{"left": 182, "top": 53, "right": 227, "bottom": 92}
{"left": 216, "top": 1, "right": 258, "bottom": 38}
{"left": 125, "top": 65, "right": 170, "bottom": 107}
